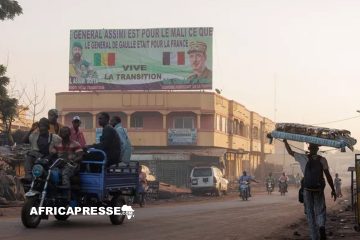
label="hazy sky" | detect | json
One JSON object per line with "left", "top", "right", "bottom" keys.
{"left": 1, "top": 0, "right": 360, "bottom": 149}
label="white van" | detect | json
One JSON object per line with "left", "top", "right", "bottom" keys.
{"left": 190, "top": 166, "right": 228, "bottom": 196}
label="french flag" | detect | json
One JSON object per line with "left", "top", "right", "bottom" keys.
{"left": 162, "top": 52, "right": 185, "bottom": 65}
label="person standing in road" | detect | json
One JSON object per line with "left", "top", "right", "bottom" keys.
{"left": 283, "top": 139, "right": 336, "bottom": 240}
{"left": 334, "top": 173, "right": 342, "bottom": 198}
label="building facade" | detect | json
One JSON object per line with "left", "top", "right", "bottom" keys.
{"left": 56, "top": 91, "right": 274, "bottom": 187}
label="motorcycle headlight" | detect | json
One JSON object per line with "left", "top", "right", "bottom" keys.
{"left": 32, "top": 164, "right": 44, "bottom": 178}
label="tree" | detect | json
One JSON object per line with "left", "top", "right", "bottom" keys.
{"left": 8, "top": 79, "right": 46, "bottom": 124}
{"left": 0, "top": 0, "right": 22, "bottom": 21}
{"left": 0, "top": 66, "right": 18, "bottom": 145}
{"left": 0, "top": 0, "right": 22, "bottom": 145}
{"left": 25, "top": 81, "right": 46, "bottom": 124}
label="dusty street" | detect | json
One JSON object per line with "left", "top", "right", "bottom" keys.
{"left": 0, "top": 187, "right": 326, "bottom": 240}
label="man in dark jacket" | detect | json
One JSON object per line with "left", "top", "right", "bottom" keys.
{"left": 88, "top": 112, "right": 120, "bottom": 167}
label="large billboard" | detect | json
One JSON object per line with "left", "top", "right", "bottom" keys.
{"left": 69, "top": 27, "right": 213, "bottom": 91}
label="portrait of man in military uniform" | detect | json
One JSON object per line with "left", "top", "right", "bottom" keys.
{"left": 69, "top": 42, "right": 97, "bottom": 81}
{"left": 187, "top": 41, "right": 212, "bottom": 83}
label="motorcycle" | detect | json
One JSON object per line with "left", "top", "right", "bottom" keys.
{"left": 279, "top": 181, "right": 287, "bottom": 196}
{"left": 239, "top": 181, "right": 250, "bottom": 201}
{"left": 266, "top": 180, "right": 274, "bottom": 195}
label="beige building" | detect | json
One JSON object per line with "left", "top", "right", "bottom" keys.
{"left": 56, "top": 91, "right": 275, "bottom": 187}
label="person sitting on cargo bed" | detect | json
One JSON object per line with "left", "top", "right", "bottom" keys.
{"left": 87, "top": 112, "right": 121, "bottom": 167}
{"left": 51, "top": 126, "right": 83, "bottom": 189}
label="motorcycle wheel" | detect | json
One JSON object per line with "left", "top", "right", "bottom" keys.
{"left": 21, "top": 197, "right": 41, "bottom": 228}
{"left": 241, "top": 190, "right": 246, "bottom": 201}
{"left": 55, "top": 214, "right": 70, "bottom": 221}
{"left": 109, "top": 195, "right": 126, "bottom": 225}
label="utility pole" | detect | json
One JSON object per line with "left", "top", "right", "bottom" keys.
{"left": 274, "top": 74, "right": 277, "bottom": 123}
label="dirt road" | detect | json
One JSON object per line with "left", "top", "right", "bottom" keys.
{"left": 0, "top": 187, "right": 320, "bottom": 240}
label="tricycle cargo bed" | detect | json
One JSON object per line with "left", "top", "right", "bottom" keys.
{"left": 105, "top": 164, "right": 139, "bottom": 192}
{"left": 79, "top": 160, "right": 139, "bottom": 199}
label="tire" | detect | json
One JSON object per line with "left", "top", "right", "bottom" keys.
{"left": 241, "top": 190, "right": 246, "bottom": 201}
{"left": 54, "top": 205, "right": 71, "bottom": 221}
{"left": 55, "top": 214, "right": 70, "bottom": 221}
{"left": 127, "top": 195, "right": 135, "bottom": 205}
{"left": 21, "top": 197, "right": 41, "bottom": 228}
{"left": 109, "top": 195, "right": 126, "bottom": 225}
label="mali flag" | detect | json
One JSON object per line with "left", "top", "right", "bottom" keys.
{"left": 163, "top": 52, "right": 185, "bottom": 65}
{"left": 94, "top": 53, "right": 116, "bottom": 66}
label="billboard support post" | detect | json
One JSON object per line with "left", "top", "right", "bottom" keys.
{"left": 355, "top": 154, "right": 360, "bottom": 228}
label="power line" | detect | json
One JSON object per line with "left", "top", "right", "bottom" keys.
{"left": 310, "top": 115, "right": 360, "bottom": 126}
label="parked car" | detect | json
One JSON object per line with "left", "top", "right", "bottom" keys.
{"left": 190, "top": 166, "right": 228, "bottom": 196}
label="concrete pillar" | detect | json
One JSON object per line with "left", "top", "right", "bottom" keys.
{"left": 197, "top": 114, "right": 201, "bottom": 129}
{"left": 127, "top": 114, "right": 131, "bottom": 129}
{"left": 162, "top": 114, "right": 167, "bottom": 129}
{"left": 60, "top": 114, "right": 65, "bottom": 125}
{"left": 92, "top": 113, "right": 97, "bottom": 128}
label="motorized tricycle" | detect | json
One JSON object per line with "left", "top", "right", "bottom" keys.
{"left": 21, "top": 149, "right": 139, "bottom": 228}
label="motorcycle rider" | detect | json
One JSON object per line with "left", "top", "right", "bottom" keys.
{"left": 265, "top": 172, "right": 275, "bottom": 192}
{"left": 22, "top": 118, "right": 62, "bottom": 182}
{"left": 238, "top": 171, "right": 258, "bottom": 197}
{"left": 278, "top": 172, "right": 288, "bottom": 193}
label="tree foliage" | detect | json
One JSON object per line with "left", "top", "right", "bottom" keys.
{"left": 0, "top": 0, "right": 22, "bottom": 21}
{"left": 0, "top": 0, "right": 22, "bottom": 145}
{"left": 0, "top": 65, "right": 9, "bottom": 96}
{"left": 0, "top": 66, "right": 18, "bottom": 145}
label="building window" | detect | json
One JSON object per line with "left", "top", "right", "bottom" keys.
{"left": 221, "top": 117, "right": 227, "bottom": 133}
{"left": 216, "top": 115, "right": 221, "bottom": 131}
{"left": 228, "top": 119, "right": 233, "bottom": 134}
{"left": 252, "top": 127, "right": 259, "bottom": 139}
{"left": 173, "top": 117, "right": 194, "bottom": 129}
{"left": 130, "top": 115, "right": 143, "bottom": 128}
{"left": 239, "top": 121, "right": 245, "bottom": 137}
